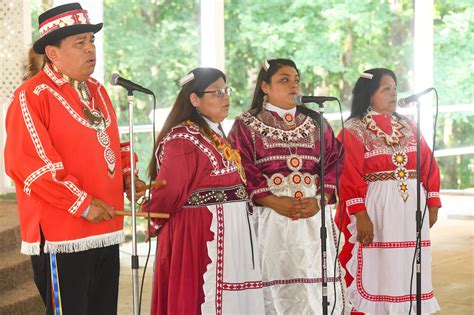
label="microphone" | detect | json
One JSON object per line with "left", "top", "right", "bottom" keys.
{"left": 109, "top": 73, "right": 154, "bottom": 95}
{"left": 294, "top": 95, "right": 337, "bottom": 105}
{"left": 398, "top": 87, "right": 434, "bottom": 107}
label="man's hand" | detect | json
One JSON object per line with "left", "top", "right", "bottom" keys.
{"left": 354, "top": 211, "right": 374, "bottom": 244}
{"left": 124, "top": 176, "right": 147, "bottom": 201}
{"left": 85, "top": 198, "right": 116, "bottom": 224}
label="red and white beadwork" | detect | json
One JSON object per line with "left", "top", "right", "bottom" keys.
{"left": 394, "top": 167, "right": 408, "bottom": 181}
{"left": 287, "top": 155, "right": 302, "bottom": 171}
{"left": 39, "top": 9, "right": 91, "bottom": 38}
{"left": 392, "top": 151, "right": 408, "bottom": 167}
{"left": 294, "top": 191, "right": 304, "bottom": 198}
{"left": 292, "top": 174, "right": 302, "bottom": 185}
{"left": 392, "top": 150, "right": 409, "bottom": 201}
{"left": 268, "top": 172, "right": 318, "bottom": 201}
{"left": 273, "top": 175, "right": 283, "bottom": 186}
{"left": 364, "top": 111, "right": 411, "bottom": 202}
{"left": 284, "top": 113, "right": 296, "bottom": 128}
{"left": 364, "top": 112, "right": 405, "bottom": 146}
{"left": 100, "top": 131, "right": 116, "bottom": 177}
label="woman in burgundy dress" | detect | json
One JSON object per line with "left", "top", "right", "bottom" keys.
{"left": 228, "top": 59, "right": 346, "bottom": 314}
{"left": 146, "top": 68, "right": 264, "bottom": 314}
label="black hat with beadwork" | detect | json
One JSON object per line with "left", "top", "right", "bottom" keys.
{"left": 33, "top": 2, "right": 102, "bottom": 54}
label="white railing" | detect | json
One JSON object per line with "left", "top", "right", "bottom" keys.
{"left": 119, "top": 104, "right": 474, "bottom": 158}
{"left": 2, "top": 104, "right": 472, "bottom": 194}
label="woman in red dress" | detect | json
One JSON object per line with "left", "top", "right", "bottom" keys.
{"left": 336, "top": 68, "right": 441, "bottom": 314}
{"left": 146, "top": 68, "right": 264, "bottom": 314}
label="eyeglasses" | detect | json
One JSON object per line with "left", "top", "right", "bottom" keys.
{"left": 201, "top": 87, "right": 232, "bottom": 97}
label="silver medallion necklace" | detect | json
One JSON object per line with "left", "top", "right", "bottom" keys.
{"left": 75, "top": 81, "right": 106, "bottom": 132}
{"left": 54, "top": 66, "right": 115, "bottom": 178}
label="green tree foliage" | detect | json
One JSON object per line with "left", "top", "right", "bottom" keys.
{"left": 224, "top": 0, "right": 414, "bottom": 116}
{"left": 29, "top": 0, "right": 472, "bottom": 188}
{"left": 434, "top": 0, "right": 474, "bottom": 105}
{"left": 104, "top": 0, "right": 200, "bottom": 125}
{"left": 435, "top": 114, "right": 474, "bottom": 189}
{"left": 30, "top": 1, "right": 53, "bottom": 41}
{"left": 103, "top": 0, "right": 201, "bottom": 178}
{"left": 223, "top": 0, "right": 473, "bottom": 189}
{"left": 433, "top": 1, "right": 474, "bottom": 189}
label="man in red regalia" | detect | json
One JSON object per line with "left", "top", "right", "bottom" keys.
{"left": 4, "top": 3, "right": 143, "bottom": 314}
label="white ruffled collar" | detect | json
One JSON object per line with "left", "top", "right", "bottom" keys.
{"left": 202, "top": 115, "right": 224, "bottom": 137}
{"left": 265, "top": 102, "right": 296, "bottom": 119}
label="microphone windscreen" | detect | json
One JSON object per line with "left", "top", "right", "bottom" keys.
{"left": 293, "top": 95, "right": 303, "bottom": 106}
{"left": 398, "top": 98, "right": 411, "bottom": 108}
{"left": 109, "top": 73, "right": 120, "bottom": 86}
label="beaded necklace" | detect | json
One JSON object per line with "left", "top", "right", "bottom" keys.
{"left": 264, "top": 106, "right": 310, "bottom": 198}
{"left": 364, "top": 112, "right": 404, "bottom": 146}
{"left": 51, "top": 65, "right": 115, "bottom": 178}
{"left": 363, "top": 112, "right": 410, "bottom": 202}
{"left": 52, "top": 65, "right": 106, "bottom": 132}
{"left": 264, "top": 103, "right": 297, "bottom": 130}
{"left": 210, "top": 132, "right": 247, "bottom": 185}
{"left": 186, "top": 121, "right": 247, "bottom": 185}
{"left": 283, "top": 113, "right": 296, "bottom": 129}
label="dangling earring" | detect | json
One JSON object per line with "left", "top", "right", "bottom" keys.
{"left": 367, "top": 104, "right": 374, "bottom": 113}
{"left": 262, "top": 94, "right": 268, "bottom": 105}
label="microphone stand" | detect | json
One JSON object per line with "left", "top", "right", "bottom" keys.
{"left": 414, "top": 98, "right": 422, "bottom": 315}
{"left": 126, "top": 90, "right": 140, "bottom": 315}
{"left": 399, "top": 88, "right": 435, "bottom": 315}
{"left": 316, "top": 100, "right": 329, "bottom": 315}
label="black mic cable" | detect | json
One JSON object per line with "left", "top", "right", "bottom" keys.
{"left": 331, "top": 98, "right": 346, "bottom": 315}
{"left": 296, "top": 97, "right": 345, "bottom": 314}
{"left": 139, "top": 92, "right": 157, "bottom": 315}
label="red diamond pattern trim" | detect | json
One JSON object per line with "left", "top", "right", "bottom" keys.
{"left": 263, "top": 277, "right": 340, "bottom": 287}
{"left": 222, "top": 281, "right": 264, "bottom": 291}
{"left": 215, "top": 204, "right": 225, "bottom": 315}
{"left": 356, "top": 240, "right": 433, "bottom": 302}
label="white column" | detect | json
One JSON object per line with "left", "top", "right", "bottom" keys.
{"left": 0, "top": 0, "right": 32, "bottom": 193}
{"left": 414, "top": 0, "right": 434, "bottom": 147}
{"left": 200, "top": 0, "right": 225, "bottom": 72}
{"left": 54, "top": 0, "right": 104, "bottom": 83}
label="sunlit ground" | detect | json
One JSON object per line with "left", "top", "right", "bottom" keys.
{"left": 117, "top": 192, "right": 474, "bottom": 314}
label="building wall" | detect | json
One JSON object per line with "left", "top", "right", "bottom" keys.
{"left": 0, "top": 0, "right": 31, "bottom": 193}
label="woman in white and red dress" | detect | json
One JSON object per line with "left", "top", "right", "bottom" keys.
{"left": 336, "top": 68, "right": 441, "bottom": 314}
{"left": 146, "top": 68, "right": 264, "bottom": 314}
{"left": 228, "top": 59, "right": 346, "bottom": 314}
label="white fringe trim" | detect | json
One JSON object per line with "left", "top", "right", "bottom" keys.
{"left": 21, "top": 241, "right": 41, "bottom": 255}
{"left": 201, "top": 205, "right": 218, "bottom": 314}
{"left": 44, "top": 230, "right": 125, "bottom": 254}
